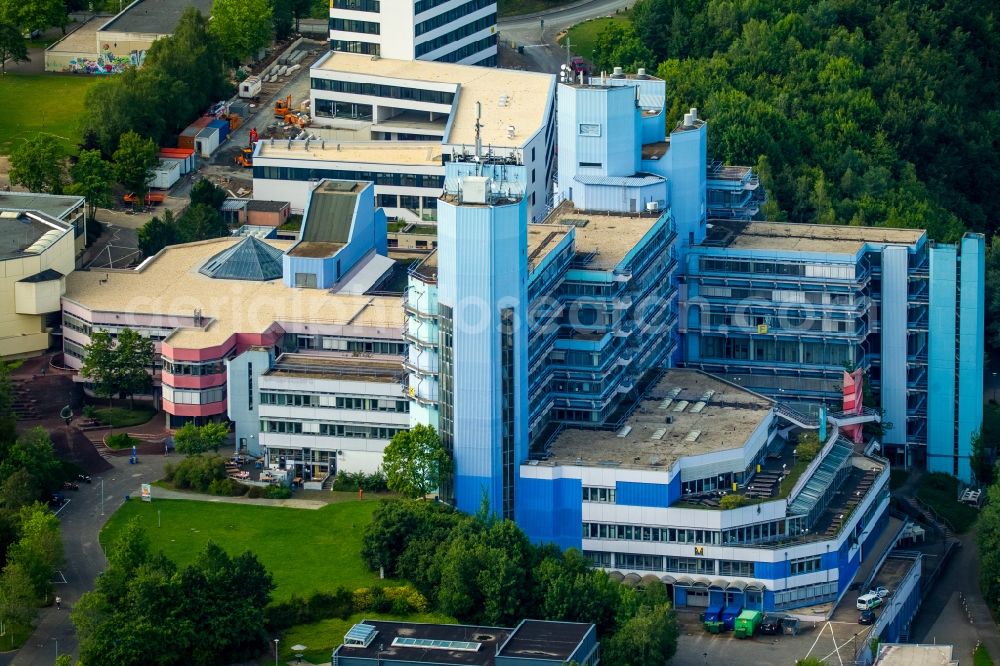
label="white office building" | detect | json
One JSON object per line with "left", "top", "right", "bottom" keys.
{"left": 253, "top": 51, "right": 555, "bottom": 222}
{"left": 329, "top": 0, "right": 497, "bottom": 66}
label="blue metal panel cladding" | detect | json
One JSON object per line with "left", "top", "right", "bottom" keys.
{"left": 879, "top": 246, "right": 908, "bottom": 446}
{"left": 516, "top": 476, "right": 583, "bottom": 550}
{"left": 927, "top": 245, "right": 957, "bottom": 475}
{"left": 957, "top": 234, "right": 985, "bottom": 483}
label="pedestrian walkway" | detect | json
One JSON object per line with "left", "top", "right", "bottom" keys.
{"left": 139, "top": 485, "right": 327, "bottom": 510}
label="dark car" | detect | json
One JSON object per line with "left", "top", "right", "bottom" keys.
{"left": 759, "top": 615, "right": 784, "bottom": 635}
{"left": 859, "top": 609, "right": 876, "bottom": 625}
{"left": 48, "top": 492, "right": 66, "bottom": 507}
{"left": 62, "top": 481, "right": 79, "bottom": 491}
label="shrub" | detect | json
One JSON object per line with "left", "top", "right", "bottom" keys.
{"left": 106, "top": 433, "right": 138, "bottom": 449}
{"left": 265, "top": 587, "right": 354, "bottom": 632}
{"left": 208, "top": 478, "right": 246, "bottom": 497}
{"left": 330, "top": 471, "right": 388, "bottom": 492}
{"left": 307, "top": 587, "right": 353, "bottom": 620}
{"left": 719, "top": 494, "right": 747, "bottom": 510}
{"left": 246, "top": 485, "right": 266, "bottom": 499}
{"left": 167, "top": 454, "right": 227, "bottom": 493}
{"left": 264, "top": 485, "right": 292, "bottom": 500}
{"left": 82, "top": 404, "right": 97, "bottom": 418}
{"left": 383, "top": 585, "right": 429, "bottom": 614}
{"left": 796, "top": 441, "right": 821, "bottom": 463}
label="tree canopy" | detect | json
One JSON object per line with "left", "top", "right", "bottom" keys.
{"left": 113, "top": 131, "right": 158, "bottom": 206}
{"left": 9, "top": 135, "right": 65, "bottom": 194}
{"left": 210, "top": 0, "right": 273, "bottom": 63}
{"left": 74, "top": 520, "right": 274, "bottom": 665}
{"left": 362, "top": 499, "right": 678, "bottom": 660}
{"left": 80, "top": 329, "right": 155, "bottom": 407}
{"left": 173, "top": 422, "right": 230, "bottom": 455}
{"left": 0, "top": 22, "right": 28, "bottom": 75}
{"left": 381, "top": 425, "right": 452, "bottom": 499}
{"left": 69, "top": 149, "right": 114, "bottom": 219}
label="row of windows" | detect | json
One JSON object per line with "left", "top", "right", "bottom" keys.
{"left": 63, "top": 313, "right": 91, "bottom": 335}
{"left": 415, "top": 0, "right": 494, "bottom": 35}
{"left": 260, "top": 392, "right": 409, "bottom": 412}
{"left": 415, "top": 14, "right": 495, "bottom": 57}
{"left": 260, "top": 420, "right": 403, "bottom": 439}
{"left": 615, "top": 553, "right": 715, "bottom": 574}
{"left": 378, "top": 194, "right": 438, "bottom": 210}
{"left": 330, "top": 18, "right": 380, "bottom": 34}
{"left": 311, "top": 77, "right": 456, "bottom": 106}
{"left": 699, "top": 285, "right": 856, "bottom": 306}
{"left": 774, "top": 581, "right": 837, "bottom": 606}
{"left": 286, "top": 335, "right": 404, "bottom": 356}
{"left": 64, "top": 339, "right": 86, "bottom": 361}
{"left": 331, "top": 40, "right": 380, "bottom": 55}
{"left": 254, "top": 166, "right": 444, "bottom": 190}
{"left": 163, "top": 359, "right": 225, "bottom": 376}
{"left": 789, "top": 556, "right": 822, "bottom": 576}
{"left": 163, "top": 386, "right": 225, "bottom": 405}
{"left": 584, "top": 523, "right": 720, "bottom": 545}
{"left": 314, "top": 99, "right": 373, "bottom": 120}
{"left": 332, "top": 0, "right": 379, "bottom": 10}
{"left": 699, "top": 258, "right": 855, "bottom": 280}
{"left": 699, "top": 336, "right": 853, "bottom": 366}
{"left": 582, "top": 486, "right": 615, "bottom": 503}
{"left": 429, "top": 34, "right": 496, "bottom": 63}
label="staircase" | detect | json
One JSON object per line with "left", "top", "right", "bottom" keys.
{"left": 9, "top": 379, "right": 40, "bottom": 420}
{"left": 322, "top": 473, "right": 336, "bottom": 490}
{"left": 901, "top": 496, "right": 953, "bottom": 541}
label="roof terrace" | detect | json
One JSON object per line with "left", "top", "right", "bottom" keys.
{"left": 536, "top": 201, "right": 662, "bottom": 271}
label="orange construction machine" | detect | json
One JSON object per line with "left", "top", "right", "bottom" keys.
{"left": 274, "top": 95, "right": 292, "bottom": 118}
{"left": 234, "top": 147, "right": 253, "bottom": 168}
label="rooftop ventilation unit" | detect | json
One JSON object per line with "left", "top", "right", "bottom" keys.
{"left": 611, "top": 66, "right": 625, "bottom": 78}
{"left": 690, "top": 402, "right": 707, "bottom": 414}
{"left": 672, "top": 400, "right": 689, "bottom": 412}
{"left": 616, "top": 425, "right": 633, "bottom": 438}
{"left": 684, "top": 430, "right": 701, "bottom": 443}
{"left": 650, "top": 428, "right": 667, "bottom": 440}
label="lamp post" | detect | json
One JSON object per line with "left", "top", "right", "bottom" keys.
{"left": 274, "top": 638, "right": 279, "bottom": 666}
{"left": 992, "top": 372, "right": 997, "bottom": 403}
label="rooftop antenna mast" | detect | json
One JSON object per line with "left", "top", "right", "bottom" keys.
{"left": 474, "top": 101, "right": 483, "bottom": 164}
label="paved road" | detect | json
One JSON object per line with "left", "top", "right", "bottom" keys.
{"left": 497, "top": 0, "right": 631, "bottom": 75}
{"left": 11, "top": 452, "right": 170, "bottom": 665}
{"left": 910, "top": 531, "right": 1000, "bottom": 663}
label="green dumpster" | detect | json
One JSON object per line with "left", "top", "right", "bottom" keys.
{"left": 704, "top": 620, "right": 723, "bottom": 634}
{"left": 734, "top": 610, "right": 762, "bottom": 638}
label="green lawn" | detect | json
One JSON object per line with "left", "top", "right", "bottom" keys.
{"left": 915, "top": 472, "right": 979, "bottom": 534}
{"left": 101, "top": 498, "right": 388, "bottom": 599}
{"left": 94, "top": 405, "right": 156, "bottom": 428}
{"left": 975, "top": 644, "right": 995, "bottom": 666}
{"left": 0, "top": 74, "right": 98, "bottom": 155}
{"left": 280, "top": 611, "right": 456, "bottom": 663}
{"left": 559, "top": 15, "right": 631, "bottom": 61}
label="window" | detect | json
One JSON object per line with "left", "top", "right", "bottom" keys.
{"left": 789, "top": 556, "right": 822, "bottom": 576}
{"left": 330, "top": 18, "right": 380, "bottom": 34}
{"left": 719, "top": 560, "right": 754, "bottom": 576}
{"left": 414, "top": 0, "right": 494, "bottom": 36}
{"left": 333, "top": 0, "right": 379, "bottom": 10}
{"left": 578, "top": 123, "right": 601, "bottom": 136}
{"left": 579, "top": 161, "right": 602, "bottom": 168}
{"left": 582, "top": 487, "right": 616, "bottom": 503}
{"left": 330, "top": 40, "right": 380, "bottom": 55}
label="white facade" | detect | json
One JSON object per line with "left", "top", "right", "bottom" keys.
{"left": 330, "top": 0, "right": 497, "bottom": 65}
{"left": 257, "top": 370, "right": 410, "bottom": 478}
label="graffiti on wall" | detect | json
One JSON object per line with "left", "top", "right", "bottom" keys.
{"left": 64, "top": 47, "right": 146, "bottom": 74}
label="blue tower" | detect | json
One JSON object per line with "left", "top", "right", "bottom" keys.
{"left": 436, "top": 166, "right": 529, "bottom": 517}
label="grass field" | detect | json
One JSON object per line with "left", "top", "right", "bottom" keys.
{"left": 0, "top": 74, "right": 98, "bottom": 155}
{"left": 916, "top": 472, "right": 979, "bottom": 534}
{"left": 102, "top": 498, "right": 388, "bottom": 599}
{"left": 94, "top": 406, "right": 156, "bottom": 428}
{"left": 559, "top": 15, "right": 631, "bottom": 61}
{"left": 280, "top": 611, "right": 456, "bottom": 662}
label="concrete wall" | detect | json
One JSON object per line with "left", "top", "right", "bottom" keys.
{"left": 879, "top": 246, "right": 909, "bottom": 446}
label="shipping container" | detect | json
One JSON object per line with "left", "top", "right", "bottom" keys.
{"left": 208, "top": 118, "right": 230, "bottom": 143}
{"left": 239, "top": 76, "right": 262, "bottom": 99}
{"left": 158, "top": 148, "right": 195, "bottom": 175}
{"left": 195, "top": 126, "right": 220, "bottom": 158}
{"left": 150, "top": 158, "right": 182, "bottom": 190}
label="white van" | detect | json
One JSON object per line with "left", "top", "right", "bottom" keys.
{"left": 856, "top": 593, "right": 883, "bottom": 611}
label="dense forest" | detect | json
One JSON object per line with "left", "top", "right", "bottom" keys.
{"left": 592, "top": 0, "right": 1000, "bottom": 345}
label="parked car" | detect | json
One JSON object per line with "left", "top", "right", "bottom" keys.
{"left": 858, "top": 609, "right": 876, "bottom": 625}
{"left": 62, "top": 481, "right": 79, "bottom": 491}
{"left": 856, "top": 593, "right": 883, "bottom": 611}
{"left": 77, "top": 474, "right": 92, "bottom": 484}
{"left": 759, "top": 615, "right": 784, "bottom": 635}
{"left": 870, "top": 586, "right": 890, "bottom": 599}
{"left": 48, "top": 492, "right": 66, "bottom": 507}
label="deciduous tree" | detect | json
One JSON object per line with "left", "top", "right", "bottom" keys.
{"left": 137, "top": 209, "right": 180, "bottom": 257}
{"left": 9, "top": 134, "right": 65, "bottom": 193}
{"left": 0, "top": 22, "right": 28, "bottom": 75}
{"left": 381, "top": 425, "right": 451, "bottom": 499}
{"left": 173, "top": 422, "right": 229, "bottom": 455}
{"left": 602, "top": 602, "right": 679, "bottom": 666}
{"left": 69, "top": 149, "right": 113, "bottom": 219}
{"left": 81, "top": 329, "right": 154, "bottom": 407}
{"left": 210, "top": 0, "right": 273, "bottom": 64}
{"left": 177, "top": 203, "right": 228, "bottom": 242}
{"left": 113, "top": 131, "right": 158, "bottom": 206}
